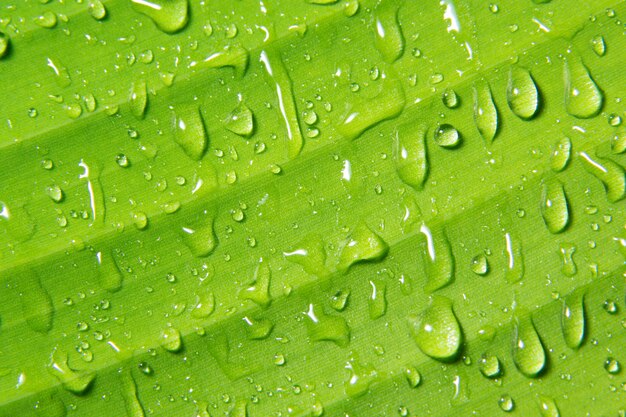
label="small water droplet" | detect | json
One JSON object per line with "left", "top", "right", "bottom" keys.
{"left": 558, "top": 242, "right": 577, "bottom": 277}
{"left": 605, "top": 357, "right": 621, "bottom": 374}
{"left": 611, "top": 127, "right": 626, "bottom": 154}
{"left": 498, "top": 395, "right": 514, "bottom": 412}
{"left": 35, "top": 11, "right": 58, "bottom": 28}
{"left": 507, "top": 66, "right": 539, "bottom": 120}
{"left": 420, "top": 223, "right": 455, "bottom": 292}
{"left": 48, "top": 347, "right": 95, "bottom": 394}
{"left": 0, "top": 32, "right": 10, "bottom": 58}
{"left": 504, "top": 232, "right": 524, "bottom": 283}
{"left": 550, "top": 137, "right": 571, "bottom": 172}
{"left": 344, "top": 353, "right": 377, "bottom": 397}
{"left": 45, "top": 185, "right": 64, "bottom": 203}
{"left": 404, "top": 366, "right": 421, "bottom": 387}
{"left": 564, "top": 56, "right": 603, "bottom": 119}
{"left": 96, "top": 250, "right": 123, "bottom": 292}
{"left": 131, "top": 0, "right": 189, "bottom": 33}
{"left": 537, "top": 395, "right": 560, "bottom": 417}
{"left": 368, "top": 278, "right": 387, "bottom": 319}
{"left": 180, "top": 214, "right": 218, "bottom": 257}
{"left": 243, "top": 316, "right": 274, "bottom": 340}
{"left": 224, "top": 102, "right": 254, "bottom": 137}
{"left": 408, "top": 295, "right": 462, "bottom": 361}
{"left": 394, "top": 124, "right": 428, "bottom": 190}
{"left": 479, "top": 354, "right": 502, "bottom": 378}
{"left": 88, "top": 0, "right": 107, "bottom": 20}
{"left": 591, "top": 35, "right": 606, "bottom": 56}
{"left": 192, "top": 292, "right": 215, "bottom": 318}
{"left": 471, "top": 254, "right": 489, "bottom": 276}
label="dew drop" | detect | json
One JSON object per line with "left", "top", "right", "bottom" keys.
{"left": 564, "top": 56, "right": 603, "bottom": 119}
{"left": 550, "top": 137, "right": 571, "bottom": 172}
{"left": 131, "top": 0, "right": 189, "bottom": 34}
{"left": 503, "top": 232, "right": 524, "bottom": 283}
{"left": 337, "top": 222, "right": 388, "bottom": 273}
{"left": 419, "top": 223, "right": 455, "bottom": 292}
{"left": 512, "top": 312, "right": 546, "bottom": 378}
{"left": 604, "top": 357, "right": 621, "bottom": 374}
{"left": 591, "top": 35, "right": 606, "bottom": 57}
{"left": 373, "top": 2, "right": 404, "bottom": 63}
{"left": 473, "top": 79, "right": 499, "bottom": 143}
{"left": 96, "top": 250, "right": 123, "bottom": 292}
{"left": 191, "top": 292, "right": 215, "bottom": 318}
{"left": 35, "top": 11, "right": 58, "bottom": 28}
{"left": 470, "top": 254, "right": 489, "bottom": 276}
{"left": 404, "top": 366, "right": 421, "bottom": 387}
{"left": 172, "top": 105, "right": 208, "bottom": 161}
{"left": 88, "top": 0, "right": 107, "bottom": 21}
{"left": 537, "top": 395, "right": 560, "bottom": 417}
{"left": 433, "top": 123, "right": 461, "bottom": 148}
{"left": 129, "top": 79, "right": 147, "bottom": 119}
{"left": 305, "top": 303, "right": 350, "bottom": 347}
{"left": 611, "top": 128, "right": 626, "bottom": 154}
{"left": 393, "top": 124, "right": 429, "bottom": 190}
{"left": 48, "top": 347, "right": 95, "bottom": 395}
{"left": 561, "top": 288, "right": 585, "bottom": 349}
{"left": 46, "top": 185, "right": 64, "bottom": 203}
{"left": 203, "top": 45, "right": 249, "bottom": 78}
{"left": 224, "top": 102, "right": 254, "bottom": 137}
{"left": 344, "top": 353, "right": 377, "bottom": 398}
{"left": 507, "top": 66, "right": 539, "bottom": 120}
{"left": 283, "top": 234, "right": 329, "bottom": 277}
{"left": 240, "top": 258, "right": 272, "bottom": 308}
{"left": 180, "top": 214, "right": 218, "bottom": 257}
{"left": 479, "top": 354, "right": 501, "bottom": 378}
{"left": 330, "top": 290, "right": 350, "bottom": 312}
{"left": 541, "top": 180, "right": 569, "bottom": 234}
{"left": 161, "top": 326, "right": 182, "bottom": 352}
{"left": 368, "top": 278, "right": 387, "bottom": 319}
{"left": 498, "top": 395, "right": 514, "bottom": 412}
{"left": 578, "top": 152, "right": 626, "bottom": 202}
{"left": 558, "top": 242, "right": 577, "bottom": 277}
{"left": 243, "top": 316, "right": 274, "bottom": 340}
{"left": 442, "top": 88, "right": 459, "bottom": 108}
{"left": 408, "top": 295, "right": 462, "bottom": 361}
{"left": 121, "top": 369, "right": 146, "bottom": 417}
{"left": 0, "top": 32, "right": 10, "bottom": 58}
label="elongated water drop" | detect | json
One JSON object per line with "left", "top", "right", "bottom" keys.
{"left": 305, "top": 303, "right": 350, "bottom": 347}
{"left": 172, "top": 105, "right": 208, "bottom": 161}
{"left": 420, "top": 223, "right": 455, "bottom": 293}
{"left": 564, "top": 56, "right": 603, "bottom": 118}
{"left": 337, "top": 222, "right": 388, "bottom": 272}
{"left": 129, "top": 80, "right": 147, "bottom": 119}
{"left": 404, "top": 366, "right": 422, "bottom": 387}
{"left": 368, "top": 278, "right": 386, "bottom": 319}
{"left": 541, "top": 181, "right": 569, "bottom": 234}
{"left": 507, "top": 66, "right": 539, "bottom": 120}
{"left": 408, "top": 296, "right": 462, "bottom": 361}
{"left": 373, "top": 2, "right": 404, "bottom": 63}
{"left": 240, "top": 258, "right": 272, "bottom": 308}
{"left": 0, "top": 32, "right": 10, "bottom": 58}
{"left": 550, "top": 137, "right": 571, "bottom": 172}
{"left": 504, "top": 232, "right": 524, "bottom": 283}
{"left": 433, "top": 123, "right": 461, "bottom": 148}
{"left": 224, "top": 102, "right": 254, "bottom": 137}
{"left": 131, "top": 0, "right": 189, "bottom": 34}
{"left": 537, "top": 395, "right": 560, "bottom": 417}
{"left": 284, "top": 234, "right": 329, "bottom": 277}
{"left": 121, "top": 370, "right": 145, "bottom": 417}
{"left": 243, "top": 316, "right": 274, "bottom": 340}
{"left": 578, "top": 152, "right": 626, "bottom": 202}
{"left": 393, "top": 124, "right": 428, "bottom": 190}
{"left": 48, "top": 348, "right": 95, "bottom": 395}
{"left": 512, "top": 312, "right": 546, "bottom": 377}
{"left": 20, "top": 270, "right": 54, "bottom": 333}
{"left": 473, "top": 80, "right": 498, "bottom": 143}
{"left": 561, "top": 288, "right": 585, "bottom": 349}
{"left": 559, "top": 243, "right": 577, "bottom": 276}
{"left": 591, "top": 35, "right": 606, "bottom": 57}
{"left": 442, "top": 88, "right": 459, "bottom": 108}
{"left": 180, "top": 214, "right": 217, "bottom": 257}
{"left": 96, "top": 250, "right": 123, "bottom": 292}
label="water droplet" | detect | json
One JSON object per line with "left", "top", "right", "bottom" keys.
{"left": 433, "top": 123, "right": 461, "bottom": 148}
{"left": 47, "top": 57, "right": 72, "bottom": 88}
{"left": 45, "top": 184, "right": 64, "bottom": 203}
{"left": 512, "top": 312, "right": 546, "bottom": 377}
{"left": 48, "top": 347, "right": 95, "bottom": 395}
{"left": 550, "top": 137, "right": 571, "bottom": 172}
{"left": 373, "top": 2, "right": 404, "bottom": 63}
{"left": 473, "top": 79, "right": 498, "bottom": 143}
{"left": 129, "top": 80, "right": 147, "bottom": 119}
{"left": 408, "top": 296, "right": 462, "bottom": 361}
{"left": 192, "top": 292, "right": 215, "bottom": 318}
{"left": 161, "top": 326, "right": 182, "bottom": 352}
{"left": 0, "top": 32, "right": 10, "bottom": 58}
{"left": 504, "top": 232, "right": 524, "bottom": 283}
{"left": 344, "top": 353, "right": 377, "bottom": 398}
{"left": 591, "top": 35, "right": 606, "bottom": 56}
{"left": 561, "top": 288, "right": 585, "bottom": 349}
{"left": 564, "top": 56, "right": 603, "bottom": 119}
{"left": 394, "top": 124, "right": 429, "bottom": 190}
{"left": 612, "top": 128, "right": 626, "bottom": 154}
{"left": 541, "top": 181, "right": 569, "bottom": 233}
{"left": 605, "top": 357, "right": 621, "bottom": 374}
{"left": 498, "top": 395, "right": 514, "bottom": 412}
{"left": 132, "top": 211, "right": 148, "bottom": 230}
{"left": 240, "top": 258, "right": 272, "bottom": 308}
{"left": 419, "top": 223, "right": 455, "bottom": 292}
{"left": 442, "top": 88, "right": 459, "bottom": 108}
{"left": 479, "top": 354, "right": 502, "bottom": 378}
{"left": 88, "top": 0, "right": 107, "bottom": 20}
{"left": 507, "top": 66, "right": 539, "bottom": 120}
{"left": 131, "top": 0, "right": 189, "bottom": 34}
{"left": 224, "top": 102, "right": 254, "bottom": 137}
{"left": 305, "top": 303, "right": 350, "bottom": 347}
{"left": 96, "top": 250, "right": 123, "bottom": 292}
{"left": 578, "top": 152, "right": 626, "bottom": 202}
{"left": 138, "top": 362, "right": 153, "bottom": 375}
{"left": 404, "top": 366, "right": 421, "bottom": 387}
{"left": 180, "top": 214, "right": 218, "bottom": 257}
{"left": 330, "top": 290, "right": 350, "bottom": 311}
{"left": 20, "top": 270, "right": 54, "bottom": 333}
{"left": 558, "top": 242, "right": 577, "bottom": 277}
{"left": 344, "top": 0, "right": 359, "bottom": 16}
{"left": 471, "top": 254, "right": 489, "bottom": 276}
{"left": 243, "top": 316, "right": 274, "bottom": 340}
{"left": 121, "top": 369, "right": 146, "bottom": 416}
{"left": 284, "top": 234, "right": 329, "bottom": 277}
{"left": 368, "top": 278, "right": 387, "bottom": 319}
{"left": 537, "top": 395, "right": 560, "bottom": 417}
{"left": 603, "top": 299, "right": 618, "bottom": 314}
{"left": 172, "top": 105, "right": 208, "bottom": 160}
{"left": 202, "top": 45, "right": 249, "bottom": 77}
{"left": 35, "top": 11, "right": 58, "bottom": 28}
{"left": 337, "top": 222, "right": 388, "bottom": 272}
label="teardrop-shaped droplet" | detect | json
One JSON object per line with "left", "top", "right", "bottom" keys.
{"left": 611, "top": 127, "right": 626, "bottom": 154}
{"left": 88, "top": 1, "right": 107, "bottom": 21}
{"left": 20, "top": 270, "right": 54, "bottom": 333}
{"left": 129, "top": 80, "right": 147, "bottom": 119}
{"left": 373, "top": 2, "right": 404, "bottom": 63}
{"left": 330, "top": 290, "right": 350, "bottom": 311}
{"left": 368, "top": 278, "right": 387, "bottom": 319}
{"left": 0, "top": 32, "right": 10, "bottom": 58}
{"left": 479, "top": 354, "right": 502, "bottom": 378}
{"left": 240, "top": 258, "right": 272, "bottom": 308}
{"left": 442, "top": 88, "right": 459, "bottom": 108}
{"left": 161, "top": 326, "right": 182, "bottom": 352}
{"left": 559, "top": 242, "right": 577, "bottom": 277}
{"left": 337, "top": 222, "right": 388, "bottom": 273}
{"left": 48, "top": 347, "right": 95, "bottom": 395}
{"left": 404, "top": 366, "right": 422, "bottom": 387}
{"left": 590, "top": 35, "right": 606, "bottom": 57}
{"left": 470, "top": 254, "right": 489, "bottom": 276}
{"left": 537, "top": 395, "right": 560, "bottom": 417}
{"left": 121, "top": 370, "right": 146, "bottom": 417}
{"left": 393, "top": 124, "right": 428, "bottom": 190}
{"left": 564, "top": 56, "right": 603, "bottom": 119}
{"left": 550, "top": 137, "right": 571, "bottom": 172}
{"left": 408, "top": 296, "right": 462, "bottom": 361}
{"left": 172, "top": 105, "right": 208, "bottom": 161}
{"left": 512, "top": 313, "right": 546, "bottom": 378}
{"left": 180, "top": 214, "right": 217, "bottom": 257}
{"left": 243, "top": 316, "right": 274, "bottom": 340}
{"left": 131, "top": 0, "right": 189, "bottom": 34}
{"left": 561, "top": 288, "right": 585, "bottom": 349}
{"left": 96, "top": 250, "right": 123, "bottom": 292}
{"left": 433, "top": 123, "right": 461, "bottom": 148}
{"left": 224, "top": 102, "right": 254, "bottom": 137}
{"left": 284, "top": 234, "right": 329, "bottom": 277}
{"left": 578, "top": 152, "right": 626, "bottom": 202}
{"left": 507, "top": 66, "right": 539, "bottom": 120}
{"left": 305, "top": 303, "right": 350, "bottom": 347}
{"left": 420, "top": 223, "right": 455, "bottom": 292}
{"left": 498, "top": 395, "right": 515, "bottom": 412}
{"left": 504, "top": 232, "right": 524, "bottom": 283}
{"left": 541, "top": 181, "right": 569, "bottom": 234}
{"left": 473, "top": 80, "right": 498, "bottom": 143}
{"left": 46, "top": 184, "right": 64, "bottom": 202}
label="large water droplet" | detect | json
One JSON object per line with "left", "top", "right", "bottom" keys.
{"left": 172, "top": 105, "right": 208, "bottom": 161}
{"left": 284, "top": 234, "right": 329, "bottom": 277}
{"left": 442, "top": 88, "right": 459, "bottom": 108}
{"left": 337, "top": 222, "right": 388, "bottom": 272}
{"left": 507, "top": 66, "right": 539, "bottom": 120}
{"left": 224, "top": 102, "right": 254, "bottom": 137}
{"left": 48, "top": 347, "right": 95, "bottom": 395}
{"left": 550, "top": 137, "right": 571, "bottom": 172}
{"left": 419, "top": 223, "right": 455, "bottom": 292}
{"left": 373, "top": 2, "right": 404, "bottom": 63}
{"left": 473, "top": 79, "right": 498, "bottom": 144}
{"left": 541, "top": 180, "right": 569, "bottom": 234}
{"left": 434, "top": 123, "right": 461, "bottom": 148}
{"left": 470, "top": 254, "right": 489, "bottom": 276}
{"left": 564, "top": 56, "right": 603, "bottom": 119}
{"left": 88, "top": 0, "right": 107, "bottom": 20}
{"left": 561, "top": 288, "right": 585, "bottom": 349}
{"left": 161, "top": 326, "right": 182, "bottom": 352}
{"left": 498, "top": 395, "right": 514, "bottom": 412}
{"left": 96, "top": 250, "right": 123, "bottom": 292}
{"left": 559, "top": 242, "right": 577, "bottom": 277}
{"left": 180, "top": 214, "right": 218, "bottom": 257}
{"left": 305, "top": 303, "right": 350, "bottom": 347}
{"left": 504, "top": 232, "right": 524, "bottom": 283}
{"left": 20, "top": 270, "right": 54, "bottom": 333}
{"left": 408, "top": 296, "right": 462, "bottom": 361}
{"left": 537, "top": 395, "right": 560, "bottom": 417}
{"left": 240, "top": 258, "right": 272, "bottom": 308}
{"left": 129, "top": 79, "right": 147, "bottom": 119}
{"left": 35, "top": 11, "right": 58, "bottom": 28}
{"left": 131, "top": 0, "right": 189, "bottom": 34}
{"left": 512, "top": 312, "right": 546, "bottom": 377}
{"left": 394, "top": 124, "right": 428, "bottom": 190}
{"left": 368, "top": 278, "right": 386, "bottom": 319}
{"left": 578, "top": 152, "right": 626, "bottom": 202}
